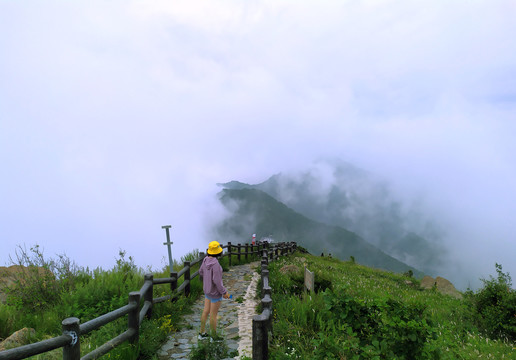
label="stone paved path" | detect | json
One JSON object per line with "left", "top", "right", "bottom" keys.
{"left": 157, "top": 261, "right": 261, "bottom": 360}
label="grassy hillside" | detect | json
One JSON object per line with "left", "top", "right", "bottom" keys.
{"left": 217, "top": 188, "right": 423, "bottom": 277}
{"left": 268, "top": 251, "right": 515, "bottom": 359}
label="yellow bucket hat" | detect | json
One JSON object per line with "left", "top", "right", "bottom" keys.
{"left": 207, "top": 241, "right": 223, "bottom": 255}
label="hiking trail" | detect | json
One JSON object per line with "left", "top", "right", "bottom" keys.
{"left": 157, "top": 261, "right": 261, "bottom": 360}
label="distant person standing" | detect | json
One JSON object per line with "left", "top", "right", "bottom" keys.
{"left": 198, "top": 241, "right": 230, "bottom": 339}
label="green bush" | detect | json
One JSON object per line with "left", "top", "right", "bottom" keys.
{"left": 0, "top": 304, "right": 15, "bottom": 339}
{"left": 268, "top": 253, "right": 448, "bottom": 359}
{"left": 61, "top": 250, "right": 143, "bottom": 321}
{"left": 472, "top": 263, "right": 516, "bottom": 341}
{"left": 3, "top": 245, "right": 82, "bottom": 312}
{"left": 321, "top": 287, "right": 438, "bottom": 359}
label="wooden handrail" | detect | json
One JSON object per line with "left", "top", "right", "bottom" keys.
{"left": 152, "top": 276, "right": 176, "bottom": 285}
{"left": 80, "top": 303, "right": 135, "bottom": 335}
{"left": 252, "top": 241, "right": 297, "bottom": 360}
{"left": 177, "top": 266, "right": 189, "bottom": 278}
{"left": 80, "top": 329, "right": 135, "bottom": 360}
{"left": 0, "top": 335, "right": 71, "bottom": 360}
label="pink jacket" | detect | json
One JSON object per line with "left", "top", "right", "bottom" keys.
{"left": 199, "top": 256, "right": 227, "bottom": 298}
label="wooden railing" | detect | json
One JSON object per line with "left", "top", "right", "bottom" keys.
{"left": 252, "top": 242, "right": 297, "bottom": 360}
{"left": 0, "top": 241, "right": 287, "bottom": 360}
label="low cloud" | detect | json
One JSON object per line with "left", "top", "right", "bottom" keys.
{"left": 0, "top": 1, "right": 515, "bottom": 288}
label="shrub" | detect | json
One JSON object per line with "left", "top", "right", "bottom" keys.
{"left": 0, "top": 303, "right": 15, "bottom": 339}
{"left": 3, "top": 245, "right": 82, "bottom": 312}
{"left": 473, "top": 263, "right": 516, "bottom": 341}
{"left": 404, "top": 269, "right": 414, "bottom": 278}
{"left": 61, "top": 250, "right": 143, "bottom": 321}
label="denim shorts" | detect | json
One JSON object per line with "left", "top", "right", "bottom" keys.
{"left": 205, "top": 294, "right": 222, "bottom": 303}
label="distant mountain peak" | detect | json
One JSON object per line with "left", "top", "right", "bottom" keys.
{"left": 216, "top": 180, "right": 252, "bottom": 189}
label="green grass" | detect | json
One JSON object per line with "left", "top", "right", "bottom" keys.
{"left": 189, "top": 336, "right": 238, "bottom": 360}
{"left": 268, "top": 252, "right": 515, "bottom": 359}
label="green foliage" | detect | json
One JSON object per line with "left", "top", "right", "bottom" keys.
{"left": 0, "top": 304, "right": 13, "bottom": 339}
{"left": 275, "top": 285, "right": 438, "bottom": 359}
{"left": 268, "top": 252, "right": 514, "bottom": 359}
{"left": 181, "top": 249, "right": 200, "bottom": 263}
{"left": 3, "top": 244, "right": 83, "bottom": 312}
{"left": 471, "top": 263, "right": 516, "bottom": 341}
{"left": 189, "top": 337, "right": 238, "bottom": 360}
{"left": 295, "top": 245, "right": 310, "bottom": 254}
{"left": 61, "top": 250, "right": 143, "bottom": 322}
{"left": 404, "top": 269, "right": 413, "bottom": 278}
{"left": 218, "top": 256, "right": 230, "bottom": 272}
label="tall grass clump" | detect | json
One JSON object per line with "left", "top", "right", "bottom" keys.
{"left": 60, "top": 250, "right": 143, "bottom": 321}
{"left": 2, "top": 245, "right": 83, "bottom": 313}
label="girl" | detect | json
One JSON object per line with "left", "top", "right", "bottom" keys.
{"left": 198, "top": 241, "right": 230, "bottom": 339}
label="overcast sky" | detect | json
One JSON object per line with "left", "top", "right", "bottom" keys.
{"left": 1, "top": 1, "right": 515, "bottom": 287}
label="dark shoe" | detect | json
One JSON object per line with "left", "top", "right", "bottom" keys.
{"left": 198, "top": 332, "right": 209, "bottom": 340}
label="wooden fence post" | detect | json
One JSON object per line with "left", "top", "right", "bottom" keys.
{"left": 238, "top": 244, "right": 242, "bottom": 262}
{"left": 261, "top": 269, "right": 269, "bottom": 298}
{"left": 245, "top": 243, "right": 249, "bottom": 261}
{"left": 62, "top": 317, "right": 80, "bottom": 360}
{"left": 170, "top": 271, "right": 178, "bottom": 294}
{"left": 144, "top": 273, "right": 153, "bottom": 319}
{"left": 128, "top": 292, "right": 140, "bottom": 344}
{"left": 262, "top": 295, "right": 273, "bottom": 333}
{"left": 252, "top": 316, "right": 268, "bottom": 360}
{"left": 227, "top": 242, "right": 232, "bottom": 267}
{"left": 184, "top": 261, "right": 191, "bottom": 297}
{"left": 262, "top": 252, "right": 268, "bottom": 268}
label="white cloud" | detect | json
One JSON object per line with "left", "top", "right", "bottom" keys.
{"left": 1, "top": 0, "right": 515, "bottom": 286}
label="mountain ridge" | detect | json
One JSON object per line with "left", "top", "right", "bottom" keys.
{"left": 215, "top": 187, "right": 423, "bottom": 277}
{"left": 219, "top": 162, "right": 443, "bottom": 276}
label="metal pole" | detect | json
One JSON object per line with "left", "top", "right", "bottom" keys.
{"left": 162, "top": 225, "right": 173, "bottom": 273}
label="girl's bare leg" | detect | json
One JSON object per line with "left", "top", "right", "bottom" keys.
{"left": 200, "top": 298, "right": 211, "bottom": 334}
{"left": 209, "top": 300, "right": 222, "bottom": 334}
